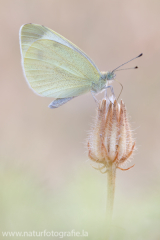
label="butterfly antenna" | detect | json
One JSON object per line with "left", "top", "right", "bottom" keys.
{"left": 116, "top": 66, "right": 138, "bottom": 71}
{"left": 112, "top": 53, "right": 143, "bottom": 73}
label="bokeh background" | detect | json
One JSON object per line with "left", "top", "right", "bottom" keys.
{"left": 0, "top": 0, "right": 160, "bottom": 239}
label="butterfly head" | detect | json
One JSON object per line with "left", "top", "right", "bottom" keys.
{"left": 106, "top": 71, "right": 116, "bottom": 80}
{"left": 101, "top": 71, "right": 116, "bottom": 81}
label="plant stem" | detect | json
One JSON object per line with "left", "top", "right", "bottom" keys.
{"left": 105, "top": 162, "right": 116, "bottom": 239}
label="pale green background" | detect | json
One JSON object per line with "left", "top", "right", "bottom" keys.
{"left": 0, "top": 0, "right": 160, "bottom": 239}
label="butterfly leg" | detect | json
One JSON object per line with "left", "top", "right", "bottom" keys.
{"left": 48, "top": 97, "right": 75, "bottom": 108}
{"left": 104, "top": 85, "right": 115, "bottom": 97}
{"left": 91, "top": 91, "right": 99, "bottom": 107}
{"left": 104, "top": 85, "right": 116, "bottom": 103}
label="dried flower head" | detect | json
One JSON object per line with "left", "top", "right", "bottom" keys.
{"left": 88, "top": 98, "right": 135, "bottom": 173}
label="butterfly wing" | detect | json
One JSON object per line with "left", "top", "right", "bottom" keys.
{"left": 20, "top": 23, "right": 100, "bottom": 74}
{"left": 49, "top": 97, "right": 75, "bottom": 108}
{"left": 19, "top": 24, "right": 101, "bottom": 98}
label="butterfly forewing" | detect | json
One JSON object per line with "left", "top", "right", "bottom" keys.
{"left": 20, "top": 24, "right": 100, "bottom": 74}
{"left": 20, "top": 24, "right": 101, "bottom": 99}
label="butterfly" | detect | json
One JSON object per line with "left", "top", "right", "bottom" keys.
{"left": 19, "top": 24, "right": 142, "bottom": 108}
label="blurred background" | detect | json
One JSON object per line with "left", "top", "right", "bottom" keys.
{"left": 0, "top": 0, "right": 160, "bottom": 239}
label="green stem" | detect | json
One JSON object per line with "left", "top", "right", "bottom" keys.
{"left": 105, "top": 163, "right": 116, "bottom": 239}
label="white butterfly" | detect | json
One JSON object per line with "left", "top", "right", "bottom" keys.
{"left": 19, "top": 23, "right": 142, "bottom": 108}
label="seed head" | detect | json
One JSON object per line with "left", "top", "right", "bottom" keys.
{"left": 88, "top": 98, "right": 135, "bottom": 173}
